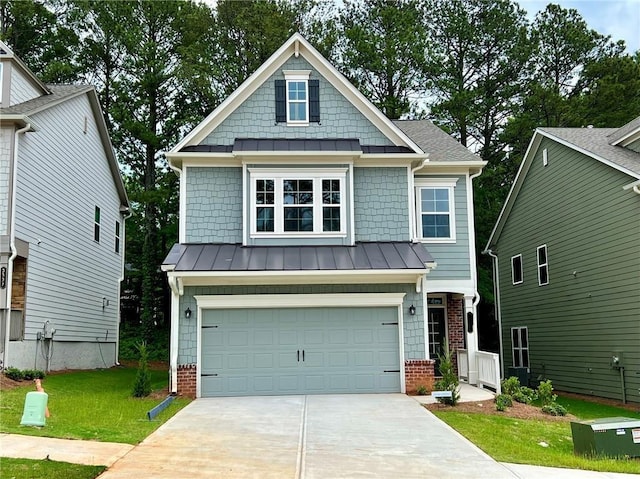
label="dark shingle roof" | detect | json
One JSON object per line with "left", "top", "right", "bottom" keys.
{"left": 163, "top": 242, "right": 434, "bottom": 272}
{"left": 539, "top": 126, "right": 640, "bottom": 177}
{"left": 0, "top": 84, "right": 91, "bottom": 116}
{"left": 392, "top": 120, "right": 480, "bottom": 162}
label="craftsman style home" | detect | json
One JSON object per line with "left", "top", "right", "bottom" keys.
{"left": 163, "top": 34, "right": 493, "bottom": 398}
{"left": 485, "top": 117, "right": 640, "bottom": 404}
{"left": 0, "top": 41, "right": 129, "bottom": 371}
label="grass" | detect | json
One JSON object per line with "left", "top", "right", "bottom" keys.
{"left": 0, "top": 366, "right": 190, "bottom": 444}
{"left": 432, "top": 395, "right": 640, "bottom": 474}
{"left": 0, "top": 457, "right": 105, "bottom": 479}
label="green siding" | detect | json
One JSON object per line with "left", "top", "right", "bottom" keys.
{"left": 496, "top": 138, "right": 640, "bottom": 403}
{"left": 203, "top": 56, "right": 390, "bottom": 145}
{"left": 626, "top": 139, "right": 640, "bottom": 153}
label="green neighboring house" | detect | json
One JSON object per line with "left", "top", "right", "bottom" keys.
{"left": 485, "top": 116, "right": 640, "bottom": 405}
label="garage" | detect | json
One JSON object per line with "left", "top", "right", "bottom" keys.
{"left": 200, "top": 306, "right": 401, "bottom": 397}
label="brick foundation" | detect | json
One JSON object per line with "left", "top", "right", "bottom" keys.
{"left": 404, "top": 359, "right": 435, "bottom": 394}
{"left": 446, "top": 294, "right": 465, "bottom": 375}
{"left": 177, "top": 364, "right": 197, "bottom": 398}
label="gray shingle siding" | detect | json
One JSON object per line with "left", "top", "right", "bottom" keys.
{"left": 203, "top": 56, "right": 391, "bottom": 146}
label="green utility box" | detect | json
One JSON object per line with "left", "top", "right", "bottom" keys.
{"left": 20, "top": 391, "right": 48, "bottom": 427}
{"left": 571, "top": 417, "right": 640, "bottom": 458}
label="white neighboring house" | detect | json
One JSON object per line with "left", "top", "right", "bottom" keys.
{"left": 0, "top": 40, "right": 129, "bottom": 371}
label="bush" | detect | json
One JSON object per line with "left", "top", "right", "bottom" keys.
{"left": 512, "top": 387, "right": 537, "bottom": 404}
{"left": 416, "top": 385, "right": 429, "bottom": 396}
{"left": 131, "top": 341, "right": 152, "bottom": 398}
{"left": 542, "top": 403, "right": 567, "bottom": 416}
{"left": 495, "top": 393, "right": 513, "bottom": 411}
{"left": 434, "top": 340, "right": 460, "bottom": 406}
{"left": 501, "top": 376, "right": 521, "bottom": 396}
{"left": 4, "top": 367, "right": 23, "bottom": 381}
{"left": 22, "top": 369, "right": 46, "bottom": 380}
{"left": 537, "top": 379, "right": 557, "bottom": 407}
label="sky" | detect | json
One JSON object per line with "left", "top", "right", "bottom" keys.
{"left": 518, "top": 0, "right": 640, "bottom": 53}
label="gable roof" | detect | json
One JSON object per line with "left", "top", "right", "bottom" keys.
{"left": 0, "top": 39, "right": 50, "bottom": 96}
{"left": 608, "top": 115, "right": 640, "bottom": 147}
{"left": 170, "top": 33, "right": 423, "bottom": 155}
{"left": 485, "top": 122, "right": 640, "bottom": 251}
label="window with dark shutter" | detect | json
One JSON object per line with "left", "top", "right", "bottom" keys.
{"left": 309, "top": 79, "right": 320, "bottom": 122}
{"left": 275, "top": 80, "right": 286, "bottom": 123}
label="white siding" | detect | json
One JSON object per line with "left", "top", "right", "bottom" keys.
{"left": 9, "top": 67, "right": 41, "bottom": 105}
{"left": 14, "top": 93, "right": 123, "bottom": 342}
{"left": 0, "top": 127, "right": 12, "bottom": 234}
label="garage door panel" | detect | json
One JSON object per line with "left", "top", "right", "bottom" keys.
{"left": 200, "top": 306, "right": 400, "bottom": 397}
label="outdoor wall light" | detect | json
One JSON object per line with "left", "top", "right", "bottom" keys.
{"left": 408, "top": 304, "right": 416, "bottom": 316}
{"left": 185, "top": 307, "right": 192, "bottom": 319}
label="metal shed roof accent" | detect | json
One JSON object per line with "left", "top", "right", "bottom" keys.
{"left": 163, "top": 242, "right": 434, "bottom": 272}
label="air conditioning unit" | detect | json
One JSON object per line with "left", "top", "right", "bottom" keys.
{"left": 507, "top": 366, "right": 530, "bottom": 387}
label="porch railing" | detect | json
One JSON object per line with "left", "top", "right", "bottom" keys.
{"left": 456, "top": 348, "right": 501, "bottom": 395}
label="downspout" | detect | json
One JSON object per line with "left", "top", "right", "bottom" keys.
{"left": 466, "top": 168, "right": 483, "bottom": 383}
{"left": 167, "top": 274, "right": 180, "bottom": 394}
{"left": 3, "top": 123, "right": 31, "bottom": 370}
{"left": 409, "top": 158, "right": 428, "bottom": 241}
{"left": 115, "top": 208, "right": 133, "bottom": 366}
{"left": 485, "top": 249, "right": 503, "bottom": 378}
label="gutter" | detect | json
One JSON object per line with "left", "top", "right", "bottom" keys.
{"left": 622, "top": 178, "right": 640, "bottom": 195}
{"left": 3, "top": 123, "right": 31, "bottom": 370}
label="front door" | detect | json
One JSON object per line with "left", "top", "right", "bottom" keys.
{"left": 428, "top": 308, "right": 446, "bottom": 376}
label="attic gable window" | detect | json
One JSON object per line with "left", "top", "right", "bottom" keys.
{"left": 275, "top": 70, "right": 319, "bottom": 125}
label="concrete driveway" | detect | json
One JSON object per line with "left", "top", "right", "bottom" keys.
{"left": 99, "top": 394, "right": 516, "bottom": 479}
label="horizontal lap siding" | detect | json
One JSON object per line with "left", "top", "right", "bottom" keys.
{"left": 14, "top": 95, "right": 123, "bottom": 342}
{"left": 497, "top": 138, "right": 640, "bottom": 403}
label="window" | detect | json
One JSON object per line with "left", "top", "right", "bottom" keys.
{"left": 275, "top": 71, "right": 319, "bottom": 124}
{"left": 511, "top": 327, "right": 529, "bottom": 368}
{"left": 115, "top": 221, "right": 121, "bottom": 253}
{"left": 94, "top": 206, "right": 101, "bottom": 242}
{"left": 251, "top": 169, "right": 346, "bottom": 236}
{"left": 537, "top": 244, "right": 549, "bottom": 285}
{"left": 415, "top": 178, "right": 457, "bottom": 241}
{"left": 511, "top": 254, "right": 523, "bottom": 285}
{"left": 542, "top": 148, "right": 548, "bottom": 167}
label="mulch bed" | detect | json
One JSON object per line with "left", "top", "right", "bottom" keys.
{"left": 424, "top": 398, "right": 575, "bottom": 421}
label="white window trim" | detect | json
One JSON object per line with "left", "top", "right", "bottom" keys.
{"left": 511, "top": 254, "right": 523, "bottom": 285}
{"left": 249, "top": 167, "right": 347, "bottom": 238}
{"left": 414, "top": 178, "right": 458, "bottom": 243}
{"left": 283, "top": 70, "right": 310, "bottom": 126}
{"left": 511, "top": 326, "right": 529, "bottom": 368}
{"left": 537, "top": 244, "right": 549, "bottom": 286}
{"left": 115, "top": 220, "right": 121, "bottom": 254}
{"left": 94, "top": 206, "right": 101, "bottom": 243}
{"left": 542, "top": 148, "right": 548, "bottom": 167}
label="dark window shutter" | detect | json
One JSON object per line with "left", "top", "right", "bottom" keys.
{"left": 275, "top": 80, "right": 286, "bottom": 123}
{"left": 309, "top": 79, "right": 320, "bottom": 123}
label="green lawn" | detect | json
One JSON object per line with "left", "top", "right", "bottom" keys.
{"left": 432, "top": 395, "right": 640, "bottom": 474}
{"left": 0, "top": 457, "right": 104, "bottom": 479}
{"left": 0, "top": 367, "right": 190, "bottom": 444}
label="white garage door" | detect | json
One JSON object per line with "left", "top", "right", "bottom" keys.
{"left": 200, "top": 306, "right": 401, "bottom": 397}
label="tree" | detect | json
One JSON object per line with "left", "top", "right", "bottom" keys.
{"left": 337, "top": 0, "right": 429, "bottom": 119}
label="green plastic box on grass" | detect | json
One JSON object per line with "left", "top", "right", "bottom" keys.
{"left": 570, "top": 417, "right": 640, "bottom": 458}
{"left": 20, "top": 391, "right": 48, "bottom": 427}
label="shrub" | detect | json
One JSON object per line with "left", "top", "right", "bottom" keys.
{"left": 434, "top": 340, "right": 460, "bottom": 406}
{"left": 22, "top": 369, "right": 46, "bottom": 380}
{"left": 501, "top": 376, "right": 521, "bottom": 396}
{"left": 542, "top": 403, "right": 567, "bottom": 416}
{"left": 512, "top": 387, "right": 537, "bottom": 404}
{"left": 495, "top": 393, "right": 513, "bottom": 411}
{"left": 537, "top": 379, "right": 557, "bottom": 407}
{"left": 4, "top": 367, "right": 23, "bottom": 381}
{"left": 416, "top": 385, "right": 429, "bottom": 396}
{"left": 131, "top": 341, "right": 152, "bottom": 397}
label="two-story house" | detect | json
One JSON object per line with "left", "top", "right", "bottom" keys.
{"left": 0, "top": 41, "right": 129, "bottom": 371}
{"left": 485, "top": 117, "right": 640, "bottom": 404}
{"left": 162, "top": 34, "right": 487, "bottom": 398}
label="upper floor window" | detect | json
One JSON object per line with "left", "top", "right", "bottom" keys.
{"left": 275, "top": 71, "right": 319, "bottom": 125}
{"left": 115, "top": 220, "right": 121, "bottom": 253}
{"left": 94, "top": 206, "right": 101, "bottom": 242}
{"left": 537, "top": 244, "right": 549, "bottom": 285}
{"left": 415, "top": 178, "right": 457, "bottom": 242}
{"left": 511, "top": 254, "right": 523, "bottom": 285}
{"left": 251, "top": 169, "right": 346, "bottom": 237}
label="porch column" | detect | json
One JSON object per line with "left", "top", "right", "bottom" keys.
{"left": 464, "top": 294, "right": 479, "bottom": 385}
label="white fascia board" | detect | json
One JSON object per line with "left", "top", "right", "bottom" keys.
{"left": 170, "top": 33, "right": 423, "bottom": 154}
{"left": 539, "top": 130, "right": 640, "bottom": 180}
{"left": 415, "top": 161, "right": 487, "bottom": 170}
{"left": 611, "top": 128, "right": 640, "bottom": 147}
{"left": 484, "top": 132, "right": 542, "bottom": 252}
{"left": 623, "top": 178, "right": 640, "bottom": 190}
{"left": 194, "top": 292, "right": 406, "bottom": 309}
{"left": 169, "top": 269, "right": 428, "bottom": 287}
{"left": 0, "top": 114, "right": 37, "bottom": 130}
{"left": 161, "top": 264, "right": 175, "bottom": 272}
{"left": 425, "top": 279, "right": 475, "bottom": 297}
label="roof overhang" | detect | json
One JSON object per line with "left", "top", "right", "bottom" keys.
{"left": 0, "top": 114, "right": 37, "bottom": 130}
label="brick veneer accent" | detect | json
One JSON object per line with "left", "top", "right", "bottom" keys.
{"left": 446, "top": 294, "right": 465, "bottom": 375}
{"left": 11, "top": 257, "right": 27, "bottom": 310}
{"left": 177, "top": 364, "right": 197, "bottom": 398}
{"left": 405, "top": 359, "right": 435, "bottom": 394}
